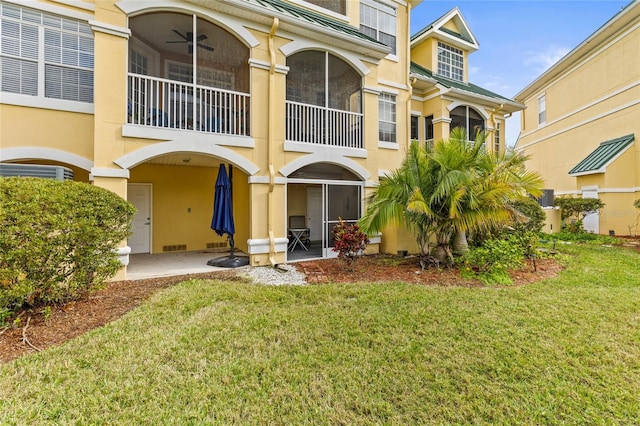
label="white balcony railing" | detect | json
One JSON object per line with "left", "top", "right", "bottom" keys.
{"left": 286, "top": 101, "right": 363, "bottom": 149}
{"left": 127, "top": 73, "right": 250, "bottom": 136}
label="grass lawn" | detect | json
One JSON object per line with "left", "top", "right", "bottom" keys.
{"left": 1, "top": 244, "right": 639, "bottom": 424}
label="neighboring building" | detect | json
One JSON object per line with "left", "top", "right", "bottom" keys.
{"left": 515, "top": 0, "right": 640, "bottom": 235}
{"left": 0, "top": 0, "right": 521, "bottom": 278}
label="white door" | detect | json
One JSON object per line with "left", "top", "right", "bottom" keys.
{"left": 128, "top": 184, "right": 151, "bottom": 253}
{"left": 582, "top": 188, "right": 599, "bottom": 234}
{"left": 307, "top": 186, "right": 322, "bottom": 241}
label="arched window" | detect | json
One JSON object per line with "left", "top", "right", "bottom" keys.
{"left": 450, "top": 105, "right": 484, "bottom": 140}
{"left": 286, "top": 51, "right": 362, "bottom": 148}
{"left": 129, "top": 13, "right": 249, "bottom": 92}
{"left": 286, "top": 51, "right": 361, "bottom": 113}
{"left": 127, "top": 13, "right": 250, "bottom": 134}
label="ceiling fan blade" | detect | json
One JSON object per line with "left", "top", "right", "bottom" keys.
{"left": 196, "top": 34, "right": 208, "bottom": 42}
{"left": 166, "top": 40, "right": 187, "bottom": 44}
{"left": 197, "top": 43, "right": 215, "bottom": 52}
{"left": 188, "top": 44, "right": 193, "bottom": 55}
{"left": 172, "top": 29, "right": 188, "bottom": 40}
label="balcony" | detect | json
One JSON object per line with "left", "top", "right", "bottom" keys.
{"left": 127, "top": 74, "right": 250, "bottom": 136}
{"left": 286, "top": 101, "right": 363, "bottom": 149}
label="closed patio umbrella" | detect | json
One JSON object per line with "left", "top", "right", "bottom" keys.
{"left": 207, "top": 164, "right": 248, "bottom": 268}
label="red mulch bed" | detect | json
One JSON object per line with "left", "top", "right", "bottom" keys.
{"left": 0, "top": 255, "right": 562, "bottom": 364}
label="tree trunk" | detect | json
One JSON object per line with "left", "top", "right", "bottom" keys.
{"left": 452, "top": 230, "right": 469, "bottom": 255}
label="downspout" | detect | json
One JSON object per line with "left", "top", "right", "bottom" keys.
{"left": 267, "top": 17, "right": 279, "bottom": 266}
{"left": 490, "top": 103, "right": 504, "bottom": 153}
{"left": 406, "top": 4, "right": 413, "bottom": 151}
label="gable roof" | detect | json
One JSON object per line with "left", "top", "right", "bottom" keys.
{"left": 569, "top": 134, "right": 635, "bottom": 176}
{"left": 411, "top": 7, "right": 479, "bottom": 52}
{"left": 410, "top": 62, "right": 524, "bottom": 112}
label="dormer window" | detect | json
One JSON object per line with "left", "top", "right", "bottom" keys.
{"left": 437, "top": 42, "right": 463, "bottom": 81}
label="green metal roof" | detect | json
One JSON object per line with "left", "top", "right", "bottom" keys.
{"left": 410, "top": 62, "right": 514, "bottom": 103}
{"left": 569, "top": 134, "right": 635, "bottom": 176}
{"left": 244, "top": 0, "right": 387, "bottom": 47}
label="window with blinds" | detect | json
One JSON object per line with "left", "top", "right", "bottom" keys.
{"left": 378, "top": 93, "right": 396, "bottom": 143}
{"left": 0, "top": 2, "right": 94, "bottom": 103}
{"left": 360, "top": 0, "right": 396, "bottom": 55}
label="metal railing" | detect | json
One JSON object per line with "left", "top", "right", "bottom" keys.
{"left": 127, "top": 73, "right": 250, "bottom": 136}
{"left": 286, "top": 101, "right": 363, "bottom": 149}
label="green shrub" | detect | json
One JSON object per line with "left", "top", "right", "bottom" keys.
{"left": 510, "top": 198, "right": 546, "bottom": 233}
{"left": 547, "top": 231, "right": 618, "bottom": 245}
{"left": 469, "top": 199, "right": 544, "bottom": 248}
{"left": 555, "top": 197, "right": 604, "bottom": 233}
{"left": 0, "top": 178, "right": 135, "bottom": 320}
{"left": 459, "top": 233, "right": 531, "bottom": 285}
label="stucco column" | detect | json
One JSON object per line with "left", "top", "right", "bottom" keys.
{"left": 433, "top": 116, "right": 451, "bottom": 141}
{"left": 90, "top": 6, "right": 131, "bottom": 279}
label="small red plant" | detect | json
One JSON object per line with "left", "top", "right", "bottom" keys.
{"left": 332, "top": 218, "right": 369, "bottom": 269}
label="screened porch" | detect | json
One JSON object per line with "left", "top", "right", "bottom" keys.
{"left": 126, "top": 12, "right": 250, "bottom": 136}
{"left": 285, "top": 51, "right": 364, "bottom": 149}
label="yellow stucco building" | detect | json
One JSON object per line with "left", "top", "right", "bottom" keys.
{"left": 515, "top": 0, "right": 640, "bottom": 236}
{"left": 0, "top": 0, "right": 522, "bottom": 278}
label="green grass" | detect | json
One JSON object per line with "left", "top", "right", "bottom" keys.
{"left": 1, "top": 244, "right": 640, "bottom": 424}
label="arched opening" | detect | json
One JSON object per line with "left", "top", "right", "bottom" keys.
{"left": 286, "top": 163, "right": 363, "bottom": 261}
{"left": 126, "top": 154, "right": 250, "bottom": 260}
{"left": 286, "top": 50, "right": 363, "bottom": 148}
{"left": 128, "top": 12, "right": 250, "bottom": 135}
{"left": 450, "top": 105, "right": 485, "bottom": 141}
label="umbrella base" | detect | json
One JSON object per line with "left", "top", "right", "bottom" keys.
{"left": 207, "top": 256, "right": 249, "bottom": 268}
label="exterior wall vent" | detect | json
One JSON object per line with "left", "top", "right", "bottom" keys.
{"left": 207, "top": 242, "right": 228, "bottom": 249}
{"left": 162, "top": 244, "right": 187, "bottom": 252}
{"left": 0, "top": 163, "right": 74, "bottom": 181}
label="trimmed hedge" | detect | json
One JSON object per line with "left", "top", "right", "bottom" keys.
{"left": 0, "top": 178, "right": 135, "bottom": 322}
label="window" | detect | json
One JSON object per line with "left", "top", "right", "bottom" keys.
{"left": 538, "top": 95, "right": 546, "bottom": 125}
{"left": 304, "top": 0, "right": 346, "bottom": 15}
{"left": 450, "top": 106, "right": 484, "bottom": 140}
{"left": 130, "top": 50, "right": 148, "bottom": 75}
{"left": 378, "top": 93, "right": 396, "bottom": 143}
{"left": 494, "top": 122, "right": 501, "bottom": 153}
{"left": 437, "top": 42, "right": 463, "bottom": 82}
{"left": 0, "top": 2, "right": 94, "bottom": 103}
{"left": 425, "top": 115, "right": 434, "bottom": 142}
{"left": 360, "top": 0, "right": 396, "bottom": 55}
{"left": 410, "top": 115, "right": 419, "bottom": 141}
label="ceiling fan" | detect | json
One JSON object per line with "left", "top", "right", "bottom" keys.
{"left": 166, "top": 30, "right": 215, "bottom": 54}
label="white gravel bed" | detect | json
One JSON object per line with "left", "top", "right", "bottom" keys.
{"left": 243, "top": 263, "right": 307, "bottom": 286}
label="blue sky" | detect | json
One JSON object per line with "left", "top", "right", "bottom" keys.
{"left": 410, "top": 0, "right": 631, "bottom": 146}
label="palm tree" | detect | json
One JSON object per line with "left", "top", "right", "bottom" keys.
{"left": 359, "top": 128, "right": 544, "bottom": 264}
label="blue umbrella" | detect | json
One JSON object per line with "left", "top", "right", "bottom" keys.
{"left": 208, "top": 164, "right": 248, "bottom": 267}
{"left": 211, "top": 163, "right": 235, "bottom": 239}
